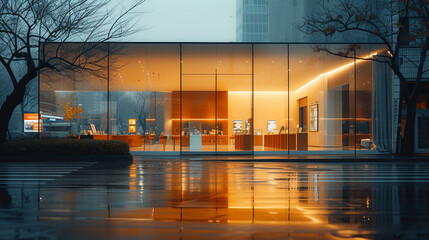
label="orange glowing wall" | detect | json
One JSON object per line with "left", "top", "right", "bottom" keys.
{"left": 172, "top": 91, "right": 228, "bottom": 135}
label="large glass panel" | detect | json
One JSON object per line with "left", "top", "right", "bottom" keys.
{"left": 181, "top": 44, "right": 252, "bottom": 153}
{"left": 181, "top": 75, "right": 216, "bottom": 152}
{"left": 289, "top": 44, "right": 355, "bottom": 154}
{"left": 182, "top": 44, "right": 217, "bottom": 75}
{"left": 40, "top": 43, "right": 108, "bottom": 138}
{"left": 109, "top": 44, "right": 180, "bottom": 152}
{"left": 216, "top": 44, "right": 252, "bottom": 75}
{"left": 219, "top": 75, "right": 252, "bottom": 152}
{"left": 181, "top": 44, "right": 217, "bottom": 153}
{"left": 217, "top": 44, "right": 252, "bottom": 153}
{"left": 356, "top": 45, "right": 392, "bottom": 154}
{"left": 254, "top": 44, "right": 288, "bottom": 153}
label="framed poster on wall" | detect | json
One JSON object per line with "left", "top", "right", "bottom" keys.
{"left": 233, "top": 120, "right": 242, "bottom": 133}
{"left": 267, "top": 120, "right": 277, "bottom": 133}
{"left": 309, "top": 104, "right": 318, "bottom": 132}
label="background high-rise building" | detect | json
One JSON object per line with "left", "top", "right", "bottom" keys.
{"left": 236, "top": 0, "right": 380, "bottom": 42}
{"left": 236, "top": 0, "right": 270, "bottom": 42}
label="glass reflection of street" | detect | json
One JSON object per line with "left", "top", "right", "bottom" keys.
{"left": 1, "top": 160, "right": 429, "bottom": 239}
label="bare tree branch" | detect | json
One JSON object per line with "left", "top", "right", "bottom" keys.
{"left": 0, "top": 0, "right": 145, "bottom": 143}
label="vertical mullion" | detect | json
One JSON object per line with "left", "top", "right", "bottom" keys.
{"left": 287, "top": 44, "right": 290, "bottom": 155}
{"left": 180, "top": 44, "right": 183, "bottom": 156}
{"left": 107, "top": 43, "right": 110, "bottom": 138}
{"left": 354, "top": 47, "right": 357, "bottom": 156}
{"left": 215, "top": 69, "right": 218, "bottom": 154}
{"left": 215, "top": 45, "right": 218, "bottom": 154}
{"left": 38, "top": 42, "right": 41, "bottom": 139}
{"left": 252, "top": 44, "right": 255, "bottom": 155}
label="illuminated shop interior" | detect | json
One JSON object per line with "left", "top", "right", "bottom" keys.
{"left": 39, "top": 43, "right": 392, "bottom": 155}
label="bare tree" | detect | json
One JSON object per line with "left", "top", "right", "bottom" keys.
{"left": 0, "top": 0, "right": 144, "bottom": 143}
{"left": 300, "top": 0, "right": 429, "bottom": 156}
{"left": 116, "top": 91, "right": 151, "bottom": 134}
{"left": 134, "top": 92, "right": 151, "bottom": 134}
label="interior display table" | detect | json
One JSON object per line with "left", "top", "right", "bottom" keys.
{"left": 190, "top": 135, "right": 202, "bottom": 151}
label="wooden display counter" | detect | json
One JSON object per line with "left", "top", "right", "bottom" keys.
{"left": 112, "top": 135, "right": 144, "bottom": 147}
{"left": 79, "top": 135, "right": 144, "bottom": 147}
{"left": 235, "top": 135, "right": 252, "bottom": 151}
{"left": 201, "top": 135, "right": 229, "bottom": 145}
{"left": 263, "top": 134, "right": 297, "bottom": 150}
{"left": 296, "top": 133, "right": 308, "bottom": 151}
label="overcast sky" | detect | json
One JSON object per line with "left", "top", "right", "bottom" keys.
{"left": 125, "top": 0, "right": 236, "bottom": 42}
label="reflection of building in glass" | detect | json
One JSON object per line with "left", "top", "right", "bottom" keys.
{"left": 39, "top": 43, "right": 393, "bottom": 155}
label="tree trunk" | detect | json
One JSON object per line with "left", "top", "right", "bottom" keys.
{"left": 21, "top": 100, "right": 25, "bottom": 134}
{"left": 69, "top": 124, "right": 73, "bottom": 137}
{"left": 395, "top": 88, "right": 404, "bottom": 155}
{"left": 0, "top": 83, "right": 27, "bottom": 144}
{"left": 400, "top": 98, "right": 418, "bottom": 156}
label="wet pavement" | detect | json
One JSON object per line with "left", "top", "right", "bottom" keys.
{"left": 1, "top": 159, "right": 429, "bottom": 239}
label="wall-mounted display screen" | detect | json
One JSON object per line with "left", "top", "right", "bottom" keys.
{"left": 267, "top": 120, "right": 277, "bottom": 133}
{"left": 233, "top": 120, "right": 242, "bottom": 133}
{"left": 309, "top": 104, "right": 318, "bottom": 132}
{"left": 128, "top": 119, "right": 136, "bottom": 133}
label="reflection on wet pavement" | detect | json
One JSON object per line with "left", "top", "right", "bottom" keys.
{"left": 1, "top": 160, "right": 429, "bottom": 239}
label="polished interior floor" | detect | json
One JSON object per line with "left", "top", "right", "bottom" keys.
{"left": 1, "top": 159, "right": 429, "bottom": 239}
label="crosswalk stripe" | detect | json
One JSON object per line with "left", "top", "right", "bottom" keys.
{"left": 0, "top": 172, "right": 70, "bottom": 174}
{"left": 0, "top": 178, "right": 55, "bottom": 181}
{"left": 0, "top": 162, "right": 96, "bottom": 184}
{"left": 0, "top": 174, "right": 64, "bottom": 177}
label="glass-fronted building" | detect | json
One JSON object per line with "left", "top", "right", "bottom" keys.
{"left": 39, "top": 43, "right": 393, "bottom": 155}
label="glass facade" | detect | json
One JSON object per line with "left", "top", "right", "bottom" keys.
{"left": 39, "top": 43, "right": 391, "bottom": 155}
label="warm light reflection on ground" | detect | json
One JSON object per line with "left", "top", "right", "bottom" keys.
{"left": 2, "top": 160, "right": 429, "bottom": 239}
{"left": 121, "top": 161, "right": 353, "bottom": 230}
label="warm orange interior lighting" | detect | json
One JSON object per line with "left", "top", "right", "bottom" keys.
{"left": 172, "top": 118, "right": 228, "bottom": 121}
{"left": 295, "top": 52, "right": 379, "bottom": 92}
{"left": 228, "top": 91, "right": 289, "bottom": 94}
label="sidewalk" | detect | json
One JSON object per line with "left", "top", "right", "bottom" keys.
{"left": 132, "top": 153, "right": 429, "bottom": 162}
